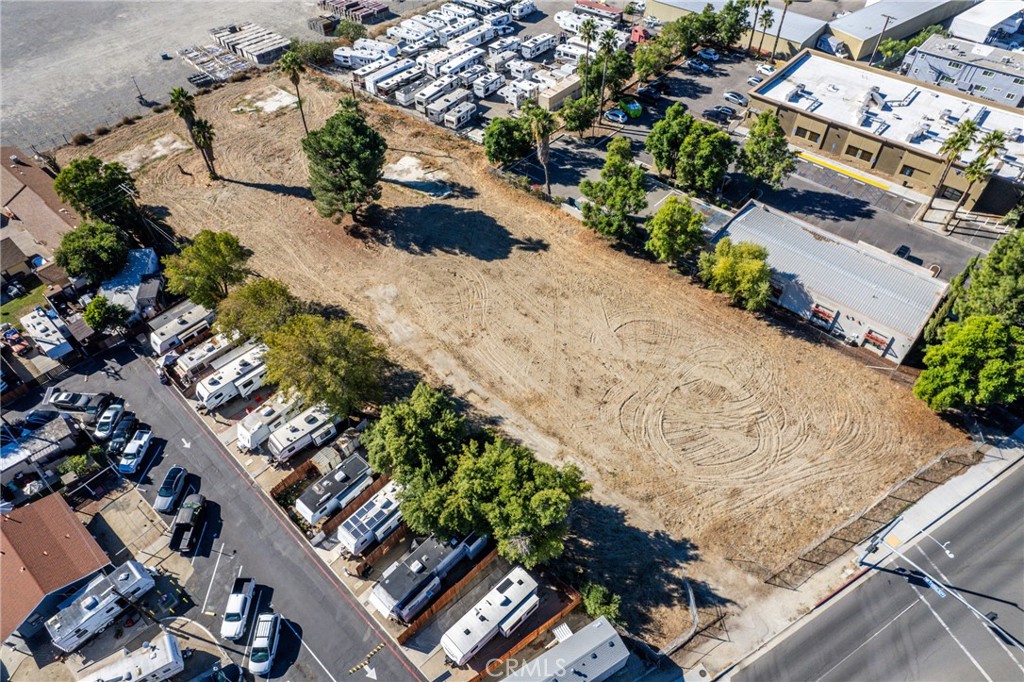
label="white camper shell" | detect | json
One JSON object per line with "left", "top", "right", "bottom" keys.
{"left": 445, "top": 101, "right": 478, "bottom": 129}
{"left": 267, "top": 404, "right": 341, "bottom": 462}
{"left": 236, "top": 392, "right": 304, "bottom": 452}
{"left": 474, "top": 71, "right": 506, "bottom": 97}
{"left": 337, "top": 480, "right": 403, "bottom": 555}
{"left": 82, "top": 632, "right": 184, "bottom": 682}
{"left": 194, "top": 343, "right": 268, "bottom": 410}
{"left": 510, "top": 0, "right": 536, "bottom": 19}
{"left": 426, "top": 87, "right": 474, "bottom": 122}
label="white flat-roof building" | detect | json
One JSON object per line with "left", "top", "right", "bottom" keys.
{"left": 711, "top": 202, "right": 950, "bottom": 362}
{"left": 502, "top": 617, "right": 629, "bottom": 682}
{"left": 148, "top": 300, "right": 215, "bottom": 355}
{"left": 950, "top": 0, "right": 1024, "bottom": 44}
{"left": 828, "top": 0, "right": 980, "bottom": 60}
{"left": 20, "top": 308, "right": 72, "bottom": 360}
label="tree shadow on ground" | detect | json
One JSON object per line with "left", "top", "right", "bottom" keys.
{"left": 221, "top": 178, "right": 314, "bottom": 200}
{"left": 554, "top": 498, "right": 732, "bottom": 636}
{"left": 760, "top": 187, "right": 874, "bottom": 222}
{"left": 357, "top": 204, "right": 549, "bottom": 261}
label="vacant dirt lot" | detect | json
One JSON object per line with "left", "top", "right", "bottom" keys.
{"left": 61, "top": 73, "right": 966, "bottom": 644}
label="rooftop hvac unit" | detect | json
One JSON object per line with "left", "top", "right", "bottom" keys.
{"left": 906, "top": 123, "right": 930, "bottom": 143}
{"left": 941, "top": 108, "right": 952, "bottom": 122}
{"left": 786, "top": 86, "right": 802, "bottom": 101}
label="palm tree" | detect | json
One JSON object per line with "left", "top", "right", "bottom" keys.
{"left": 169, "top": 86, "right": 197, "bottom": 147}
{"left": 926, "top": 119, "right": 980, "bottom": 214}
{"left": 770, "top": 0, "right": 793, "bottom": 62}
{"left": 579, "top": 18, "right": 597, "bottom": 98}
{"left": 942, "top": 130, "right": 1007, "bottom": 231}
{"left": 278, "top": 51, "right": 309, "bottom": 135}
{"left": 598, "top": 29, "right": 618, "bottom": 114}
{"left": 192, "top": 118, "right": 217, "bottom": 179}
{"left": 746, "top": 0, "right": 766, "bottom": 52}
{"left": 757, "top": 10, "right": 774, "bottom": 56}
{"left": 523, "top": 103, "right": 556, "bottom": 196}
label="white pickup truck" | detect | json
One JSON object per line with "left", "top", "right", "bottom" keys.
{"left": 220, "top": 577, "right": 256, "bottom": 640}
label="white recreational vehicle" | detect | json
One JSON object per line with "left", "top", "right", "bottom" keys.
{"left": 354, "top": 38, "right": 399, "bottom": 57}
{"left": 410, "top": 13, "right": 448, "bottom": 31}
{"left": 439, "top": 17, "right": 481, "bottom": 45}
{"left": 194, "top": 343, "right": 268, "bottom": 411}
{"left": 440, "top": 567, "right": 539, "bottom": 666}
{"left": 424, "top": 43, "right": 476, "bottom": 77}
{"left": 236, "top": 392, "right": 304, "bottom": 452}
{"left": 454, "top": 0, "right": 496, "bottom": 15}
{"left": 554, "top": 10, "right": 615, "bottom": 34}
{"left": 483, "top": 11, "right": 511, "bottom": 26}
{"left": 489, "top": 36, "right": 522, "bottom": 56}
{"left": 555, "top": 43, "right": 589, "bottom": 65}
{"left": 568, "top": 29, "right": 628, "bottom": 51}
{"left": 415, "top": 75, "right": 460, "bottom": 112}
{"left": 336, "top": 480, "right": 403, "bottom": 555}
{"left": 353, "top": 56, "right": 395, "bottom": 85}
{"left": 440, "top": 48, "right": 485, "bottom": 77}
{"left": 474, "top": 71, "right": 506, "bottom": 97}
{"left": 459, "top": 63, "right": 488, "bottom": 86}
{"left": 498, "top": 79, "right": 540, "bottom": 107}
{"left": 376, "top": 65, "right": 426, "bottom": 98}
{"left": 175, "top": 333, "right": 234, "bottom": 381}
{"left": 441, "top": 3, "right": 477, "bottom": 20}
{"left": 267, "top": 404, "right": 341, "bottom": 462}
{"left": 509, "top": 0, "right": 536, "bottom": 19}
{"left": 399, "top": 18, "right": 437, "bottom": 41}
{"left": 364, "top": 58, "right": 416, "bottom": 95}
{"left": 486, "top": 49, "right": 517, "bottom": 72}
{"left": 295, "top": 454, "right": 373, "bottom": 525}
{"left": 334, "top": 47, "right": 384, "bottom": 69}
{"left": 519, "top": 33, "right": 556, "bottom": 59}
{"left": 444, "top": 101, "right": 477, "bottom": 129}
{"left": 396, "top": 77, "right": 433, "bottom": 106}
{"left": 46, "top": 561, "right": 155, "bottom": 653}
{"left": 148, "top": 301, "right": 214, "bottom": 355}
{"left": 507, "top": 59, "right": 536, "bottom": 80}
{"left": 80, "top": 632, "right": 184, "bottom": 682}
{"left": 426, "top": 87, "right": 473, "bottom": 123}
{"left": 451, "top": 24, "right": 496, "bottom": 48}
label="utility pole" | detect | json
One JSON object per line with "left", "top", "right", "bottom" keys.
{"left": 868, "top": 14, "right": 897, "bottom": 67}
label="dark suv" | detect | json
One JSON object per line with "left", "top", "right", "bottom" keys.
{"left": 702, "top": 108, "right": 730, "bottom": 125}
{"left": 106, "top": 412, "right": 138, "bottom": 457}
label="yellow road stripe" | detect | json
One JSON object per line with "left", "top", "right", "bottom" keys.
{"left": 797, "top": 152, "right": 888, "bottom": 189}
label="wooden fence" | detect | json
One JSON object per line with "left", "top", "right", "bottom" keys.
{"left": 269, "top": 459, "right": 320, "bottom": 498}
{"left": 321, "top": 474, "right": 390, "bottom": 535}
{"left": 361, "top": 522, "right": 409, "bottom": 565}
{"left": 397, "top": 547, "right": 499, "bottom": 645}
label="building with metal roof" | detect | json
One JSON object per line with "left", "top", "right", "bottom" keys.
{"left": 950, "top": 0, "right": 1024, "bottom": 44}
{"left": 20, "top": 307, "right": 72, "bottom": 360}
{"left": 97, "top": 248, "right": 160, "bottom": 318}
{"left": 502, "top": 617, "right": 630, "bottom": 682}
{"left": 710, "top": 201, "right": 949, "bottom": 362}
{"left": 902, "top": 34, "right": 1024, "bottom": 106}
{"left": 828, "top": 0, "right": 979, "bottom": 60}
{"left": 148, "top": 299, "right": 215, "bottom": 355}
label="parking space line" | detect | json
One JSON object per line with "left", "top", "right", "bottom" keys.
{"left": 284, "top": 620, "right": 339, "bottom": 682}
{"left": 201, "top": 541, "right": 226, "bottom": 611}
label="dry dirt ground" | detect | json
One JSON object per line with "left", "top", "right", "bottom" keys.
{"left": 60, "top": 73, "right": 967, "bottom": 645}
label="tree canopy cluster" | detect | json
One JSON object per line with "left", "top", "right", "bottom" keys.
{"left": 483, "top": 116, "right": 534, "bottom": 167}
{"left": 659, "top": 0, "right": 750, "bottom": 57}
{"left": 877, "top": 25, "right": 947, "bottom": 67}
{"left": 645, "top": 196, "right": 706, "bottom": 266}
{"left": 739, "top": 111, "right": 796, "bottom": 190}
{"left": 54, "top": 157, "right": 138, "bottom": 228}
{"left": 363, "top": 383, "right": 590, "bottom": 568}
{"left": 646, "top": 105, "right": 737, "bottom": 196}
{"left": 698, "top": 237, "right": 772, "bottom": 311}
{"left": 54, "top": 219, "right": 130, "bottom": 285}
{"left": 163, "top": 230, "right": 251, "bottom": 309}
{"left": 83, "top": 296, "right": 130, "bottom": 333}
{"left": 580, "top": 137, "right": 648, "bottom": 240}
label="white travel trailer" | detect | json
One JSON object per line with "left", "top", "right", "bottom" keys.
{"left": 489, "top": 36, "right": 522, "bottom": 56}
{"left": 336, "top": 480, "right": 403, "bottom": 555}
{"left": 353, "top": 56, "right": 395, "bottom": 85}
{"left": 444, "top": 101, "right": 477, "bottom": 129}
{"left": 440, "top": 567, "right": 539, "bottom": 666}
{"left": 410, "top": 13, "right": 448, "bottom": 31}
{"left": 428, "top": 9, "right": 459, "bottom": 24}
{"left": 519, "top": 33, "right": 556, "bottom": 59}
{"left": 507, "top": 59, "right": 536, "bottom": 80}
{"left": 424, "top": 43, "right": 476, "bottom": 77}
{"left": 46, "top": 561, "right": 155, "bottom": 653}
{"left": 334, "top": 47, "right": 385, "bottom": 69}
{"left": 483, "top": 11, "right": 511, "bottom": 26}
{"left": 400, "top": 18, "right": 437, "bottom": 41}
{"left": 441, "top": 2, "right": 477, "bottom": 20}
{"left": 386, "top": 25, "right": 423, "bottom": 44}
{"left": 80, "top": 632, "right": 184, "bottom": 682}
{"left": 364, "top": 58, "right": 416, "bottom": 95}
{"left": 554, "top": 10, "right": 616, "bottom": 34}
{"left": 267, "top": 404, "right": 341, "bottom": 462}
{"left": 567, "top": 29, "right": 628, "bottom": 51}
{"left": 555, "top": 43, "right": 589, "bottom": 65}
{"left": 440, "top": 48, "right": 485, "bottom": 77}
{"left": 454, "top": 0, "right": 496, "bottom": 14}
{"left": 509, "top": 0, "right": 536, "bottom": 19}
{"left": 236, "top": 391, "right": 304, "bottom": 452}
{"left": 439, "top": 17, "right": 481, "bottom": 45}
{"left": 376, "top": 65, "right": 426, "bottom": 98}
{"left": 486, "top": 49, "right": 518, "bottom": 72}
{"left": 498, "top": 79, "right": 540, "bottom": 107}
{"left": 175, "top": 333, "right": 235, "bottom": 380}
{"left": 459, "top": 63, "right": 488, "bottom": 86}
{"left": 426, "top": 87, "right": 473, "bottom": 122}
{"left": 415, "top": 75, "right": 460, "bottom": 112}
{"left": 354, "top": 38, "right": 399, "bottom": 56}
{"left": 194, "top": 343, "right": 268, "bottom": 410}
{"left": 295, "top": 454, "right": 373, "bottom": 525}
{"left": 396, "top": 77, "right": 433, "bottom": 106}
{"left": 148, "top": 301, "right": 214, "bottom": 355}
{"left": 451, "top": 24, "right": 496, "bottom": 48}
{"left": 474, "top": 71, "right": 506, "bottom": 97}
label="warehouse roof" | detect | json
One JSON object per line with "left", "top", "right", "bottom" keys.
{"left": 648, "top": 0, "right": 827, "bottom": 43}
{"left": 911, "top": 34, "right": 1024, "bottom": 75}
{"left": 829, "top": 0, "right": 969, "bottom": 40}
{"left": 951, "top": 0, "right": 1024, "bottom": 36}
{"left": 756, "top": 51, "right": 1024, "bottom": 180}
{"left": 712, "top": 202, "right": 949, "bottom": 338}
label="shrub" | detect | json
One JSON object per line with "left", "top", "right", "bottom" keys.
{"left": 581, "top": 582, "right": 621, "bottom": 623}
{"left": 93, "top": 126, "right": 111, "bottom": 136}
{"left": 119, "top": 116, "right": 135, "bottom": 126}
{"left": 228, "top": 71, "right": 251, "bottom": 83}
{"left": 58, "top": 454, "right": 93, "bottom": 477}
{"left": 153, "top": 104, "right": 170, "bottom": 113}
{"left": 71, "top": 133, "right": 93, "bottom": 146}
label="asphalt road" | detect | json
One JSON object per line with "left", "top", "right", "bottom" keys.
{"left": 8, "top": 345, "right": 422, "bottom": 682}
{"left": 734, "top": 461, "right": 1024, "bottom": 682}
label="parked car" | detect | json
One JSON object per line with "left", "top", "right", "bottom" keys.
{"left": 106, "top": 412, "right": 138, "bottom": 456}
{"left": 747, "top": 75, "right": 764, "bottom": 86}
{"left": 13, "top": 409, "right": 60, "bottom": 432}
{"left": 636, "top": 86, "right": 661, "bottom": 103}
{"left": 756, "top": 63, "right": 776, "bottom": 76}
{"left": 174, "top": 493, "right": 207, "bottom": 553}
{"left": 220, "top": 577, "right": 256, "bottom": 641}
{"left": 712, "top": 105, "right": 737, "bottom": 118}
{"left": 48, "top": 391, "right": 91, "bottom": 412}
{"left": 118, "top": 427, "right": 153, "bottom": 474}
{"left": 643, "top": 15, "right": 661, "bottom": 26}
{"left": 2, "top": 328, "right": 31, "bottom": 356}
{"left": 154, "top": 466, "right": 187, "bottom": 513}
{"left": 647, "top": 78, "right": 670, "bottom": 93}
{"left": 604, "top": 109, "right": 628, "bottom": 124}
{"left": 93, "top": 404, "right": 125, "bottom": 440}
{"left": 894, "top": 244, "right": 911, "bottom": 259}
{"left": 687, "top": 59, "right": 710, "bottom": 73}
{"left": 697, "top": 48, "right": 720, "bottom": 62}
{"left": 248, "top": 613, "right": 281, "bottom": 677}
{"left": 702, "top": 108, "right": 730, "bottom": 125}
{"left": 723, "top": 91, "right": 749, "bottom": 106}
{"left": 619, "top": 99, "right": 642, "bottom": 118}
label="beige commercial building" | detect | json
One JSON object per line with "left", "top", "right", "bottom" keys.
{"left": 748, "top": 50, "right": 1024, "bottom": 214}
{"left": 828, "top": 0, "right": 980, "bottom": 61}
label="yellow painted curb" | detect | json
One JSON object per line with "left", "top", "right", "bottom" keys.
{"left": 797, "top": 152, "right": 889, "bottom": 190}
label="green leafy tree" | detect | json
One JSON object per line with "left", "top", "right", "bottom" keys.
{"left": 54, "top": 219, "right": 129, "bottom": 285}
{"left": 581, "top": 582, "right": 621, "bottom": 622}
{"left": 580, "top": 137, "right": 648, "bottom": 240}
{"left": 770, "top": 0, "right": 793, "bottom": 61}
{"left": 169, "top": 86, "right": 198, "bottom": 149}
{"left": 192, "top": 118, "right": 217, "bottom": 179}
{"left": 216, "top": 278, "right": 302, "bottom": 342}
{"left": 559, "top": 96, "right": 599, "bottom": 137}
{"left": 265, "top": 313, "right": 387, "bottom": 418}
{"left": 756, "top": 9, "right": 774, "bottom": 55}
{"left": 59, "top": 453, "right": 95, "bottom": 477}
{"left": 53, "top": 157, "right": 138, "bottom": 226}
{"left": 645, "top": 196, "right": 706, "bottom": 265}
{"left": 923, "top": 256, "right": 977, "bottom": 343}
{"left": 578, "top": 18, "right": 598, "bottom": 96}
{"left": 521, "top": 101, "right": 557, "bottom": 196}
{"left": 362, "top": 382, "right": 466, "bottom": 485}
{"left": 739, "top": 111, "right": 795, "bottom": 189}
{"left": 632, "top": 42, "right": 672, "bottom": 82}
{"left": 483, "top": 117, "right": 533, "bottom": 166}
{"left": 334, "top": 19, "right": 368, "bottom": 44}
{"left": 955, "top": 230, "right": 1024, "bottom": 327}
{"left": 662, "top": 13, "right": 698, "bottom": 56}
{"left": 694, "top": 4, "right": 720, "bottom": 45}
{"left": 278, "top": 51, "right": 309, "bottom": 135}
{"left": 579, "top": 38, "right": 633, "bottom": 109}
{"left": 717, "top": 0, "right": 751, "bottom": 46}
{"left": 82, "top": 296, "right": 131, "bottom": 333}
{"left": 926, "top": 119, "right": 979, "bottom": 214}
{"left": 303, "top": 98, "right": 388, "bottom": 220}
{"left": 747, "top": 0, "right": 767, "bottom": 51}
{"left": 1001, "top": 195, "right": 1024, "bottom": 229}
{"left": 698, "top": 237, "right": 771, "bottom": 311}
{"left": 645, "top": 103, "right": 694, "bottom": 177}
{"left": 163, "top": 229, "right": 251, "bottom": 308}
{"left": 913, "top": 315, "right": 1024, "bottom": 412}
{"left": 677, "top": 122, "right": 737, "bottom": 195}
{"left": 944, "top": 130, "right": 1007, "bottom": 231}
{"left": 289, "top": 38, "right": 336, "bottom": 66}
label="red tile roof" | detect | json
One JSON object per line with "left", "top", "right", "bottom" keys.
{"left": 1, "top": 494, "right": 110, "bottom": 640}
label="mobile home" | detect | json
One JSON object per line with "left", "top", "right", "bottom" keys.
{"left": 519, "top": 33, "right": 556, "bottom": 59}
{"left": 194, "top": 343, "right": 268, "bottom": 411}
{"left": 426, "top": 87, "right": 474, "bottom": 123}
{"left": 236, "top": 391, "right": 304, "bottom": 452}
{"left": 510, "top": 0, "right": 536, "bottom": 19}
{"left": 424, "top": 43, "right": 476, "bottom": 77}
{"left": 474, "top": 71, "right": 506, "bottom": 97}
{"left": 353, "top": 56, "right": 395, "bottom": 85}
{"left": 376, "top": 65, "right": 426, "bottom": 97}
{"left": 415, "top": 75, "right": 460, "bottom": 112}
{"left": 400, "top": 18, "right": 437, "bottom": 41}
{"left": 439, "top": 48, "right": 485, "bottom": 77}
{"left": 396, "top": 77, "right": 433, "bottom": 106}
{"left": 46, "top": 561, "right": 155, "bottom": 653}
{"left": 444, "top": 101, "right": 477, "bottom": 129}
{"left": 80, "top": 632, "right": 184, "bottom": 682}
{"left": 386, "top": 25, "right": 424, "bottom": 44}
{"left": 439, "top": 17, "right": 482, "bottom": 45}
{"left": 334, "top": 47, "right": 385, "bottom": 69}
{"left": 573, "top": 0, "right": 621, "bottom": 23}
{"left": 336, "top": 480, "right": 403, "bottom": 555}
{"left": 454, "top": 0, "right": 496, "bottom": 15}
{"left": 440, "top": 567, "right": 539, "bottom": 666}
{"left": 364, "top": 58, "right": 417, "bottom": 95}
{"left": 459, "top": 63, "right": 488, "bottom": 86}
{"left": 507, "top": 59, "right": 536, "bottom": 80}
{"left": 354, "top": 38, "right": 399, "bottom": 57}
{"left": 554, "top": 10, "right": 615, "bottom": 34}
{"left": 555, "top": 43, "right": 589, "bottom": 65}
{"left": 441, "top": 3, "right": 477, "bottom": 20}
{"left": 267, "top": 404, "right": 341, "bottom": 462}
{"left": 410, "top": 13, "right": 448, "bottom": 30}
{"left": 175, "top": 333, "right": 234, "bottom": 380}
{"left": 148, "top": 301, "right": 214, "bottom": 355}
{"left": 295, "top": 454, "right": 373, "bottom": 525}
{"left": 483, "top": 10, "right": 511, "bottom": 26}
